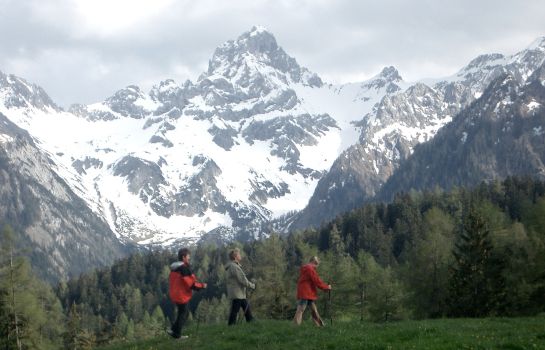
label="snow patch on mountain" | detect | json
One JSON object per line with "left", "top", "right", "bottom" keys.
{"left": 3, "top": 28, "right": 545, "bottom": 244}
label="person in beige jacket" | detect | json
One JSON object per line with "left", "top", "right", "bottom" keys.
{"left": 226, "top": 248, "right": 255, "bottom": 325}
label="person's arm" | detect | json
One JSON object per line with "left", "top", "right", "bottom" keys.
{"left": 234, "top": 264, "right": 254, "bottom": 289}
{"left": 309, "top": 267, "right": 330, "bottom": 290}
{"left": 191, "top": 275, "right": 206, "bottom": 290}
{"left": 180, "top": 265, "right": 207, "bottom": 290}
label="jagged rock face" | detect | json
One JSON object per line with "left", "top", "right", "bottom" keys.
{"left": 378, "top": 65, "right": 545, "bottom": 199}
{"left": 113, "top": 155, "right": 165, "bottom": 192}
{"left": 0, "top": 113, "right": 128, "bottom": 282}
{"left": 0, "top": 71, "right": 60, "bottom": 112}
{"left": 293, "top": 144, "right": 388, "bottom": 228}
{"left": 2, "top": 27, "right": 545, "bottom": 247}
{"left": 206, "top": 26, "right": 323, "bottom": 91}
{"left": 17, "top": 26, "right": 340, "bottom": 244}
{"left": 72, "top": 156, "right": 103, "bottom": 175}
{"left": 292, "top": 38, "right": 545, "bottom": 230}
{"left": 242, "top": 113, "right": 337, "bottom": 177}
{"left": 70, "top": 85, "right": 159, "bottom": 121}
{"left": 361, "top": 66, "right": 403, "bottom": 93}
{"left": 172, "top": 156, "right": 225, "bottom": 216}
{"left": 105, "top": 85, "right": 148, "bottom": 118}
{"left": 150, "top": 79, "right": 196, "bottom": 117}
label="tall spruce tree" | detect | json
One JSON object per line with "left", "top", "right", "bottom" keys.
{"left": 63, "top": 303, "right": 95, "bottom": 350}
{"left": 448, "top": 206, "right": 505, "bottom": 317}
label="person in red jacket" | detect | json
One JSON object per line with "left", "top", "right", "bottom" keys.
{"left": 167, "top": 247, "right": 207, "bottom": 339}
{"left": 293, "top": 256, "right": 331, "bottom": 326}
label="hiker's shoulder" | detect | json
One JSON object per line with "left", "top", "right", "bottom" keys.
{"left": 226, "top": 261, "right": 240, "bottom": 270}
{"left": 170, "top": 261, "right": 183, "bottom": 271}
{"left": 170, "top": 261, "right": 192, "bottom": 276}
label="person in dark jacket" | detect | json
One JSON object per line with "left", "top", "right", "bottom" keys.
{"left": 293, "top": 256, "right": 331, "bottom": 326}
{"left": 167, "top": 247, "right": 207, "bottom": 339}
{"left": 225, "top": 248, "right": 255, "bottom": 325}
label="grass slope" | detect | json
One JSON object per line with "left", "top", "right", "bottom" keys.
{"left": 99, "top": 316, "right": 545, "bottom": 350}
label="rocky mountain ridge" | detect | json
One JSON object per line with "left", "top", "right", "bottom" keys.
{"left": 1, "top": 26, "right": 544, "bottom": 251}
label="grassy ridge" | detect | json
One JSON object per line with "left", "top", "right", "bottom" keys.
{"left": 98, "top": 316, "right": 545, "bottom": 350}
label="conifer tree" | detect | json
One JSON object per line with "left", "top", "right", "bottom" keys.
{"left": 63, "top": 303, "right": 94, "bottom": 350}
{"left": 252, "top": 234, "right": 290, "bottom": 319}
{"left": 0, "top": 225, "right": 64, "bottom": 350}
{"left": 448, "top": 206, "right": 505, "bottom": 317}
{"left": 405, "top": 207, "right": 454, "bottom": 318}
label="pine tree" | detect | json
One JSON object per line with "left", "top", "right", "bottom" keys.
{"left": 114, "top": 312, "right": 130, "bottom": 340}
{"left": 0, "top": 225, "right": 65, "bottom": 350}
{"left": 328, "top": 223, "right": 345, "bottom": 255}
{"left": 63, "top": 303, "right": 95, "bottom": 350}
{"left": 150, "top": 306, "right": 166, "bottom": 336}
{"left": 127, "top": 288, "right": 143, "bottom": 322}
{"left": 448, "top": 206, "right": 505, "bottom": 317}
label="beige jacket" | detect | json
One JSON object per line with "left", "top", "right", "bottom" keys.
{"left": 225, "top": 261, "right": 255, "bottom": 300}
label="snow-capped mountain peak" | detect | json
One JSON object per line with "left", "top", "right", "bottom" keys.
{"left": 3, "top": 28, "right": 545, "bottom": 247}
{"left": 291, "top": 35, "right": 545, "bottom": 230}
{"left": 204, "top": 26, "right": 323, "bottom": 89}
{"left": 360, "top": 66, "right": 403, "bottom": 93}
{"left": 0, "top": 70, "right": 60, "bottom": 113}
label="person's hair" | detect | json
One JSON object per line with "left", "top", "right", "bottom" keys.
{"left": 309, "top": 256, "right": 319, "bottom": 264}
{"left": 229, "top": 248, "right": 240, "bottom": 261}
{"left": 178, "top": 248, "right": 190, "bottom": 261}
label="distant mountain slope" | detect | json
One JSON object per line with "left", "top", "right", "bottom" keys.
{"left": 292, "top": 37, "right": 545, "bottom": 229}
{"left": 0, "top": 112, "right": 129, "bottom": 282}
{"left": 0, "top": 27, "right": 403, "bottom": 244}
{"left": 1, "top": 27, "right": 544, "bottom": 247}
{"left": 378, "top": 63, "right": 545, "bottom": 200}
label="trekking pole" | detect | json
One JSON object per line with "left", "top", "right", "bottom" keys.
{"left": 328, "top": 289, "right": 333, "bottom": 326}
{"left": 196, "top": 309, "right": 201, "bottom": 337}
{"left": 237, "top": 303, "right": 244, "bottom": 324}
{"left": 241, "top": 281, "right": 255, "bottom": 324}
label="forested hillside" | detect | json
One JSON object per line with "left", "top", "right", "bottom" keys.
{"left": 1, "top": 177, "right": 545, "bottom": 348}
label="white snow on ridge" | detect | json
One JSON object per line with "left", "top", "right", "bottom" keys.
{"left": 3, "top": 29, "right": 543, "bottom": 246}
{"left": 528, "top": 100, "right": 541, "bottom": 111}
{"left": 0, "top": 133, "right": 13, "bottom": 143}
{"left": 0, "top": 69, "right": 436, "bottom": 245}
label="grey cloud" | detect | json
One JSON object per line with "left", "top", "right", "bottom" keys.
{"left": 1, "top": 0, "right": 545, "bottom": 107}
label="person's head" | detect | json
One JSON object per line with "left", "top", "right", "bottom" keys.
{"left": 229, "top": 248, "right": 241, "bottom": 263}
{"left": 178, "top": 248, "right": 191, "bottom": 264}
{"left": 309, "top": 256, "right": 320, "bottom": 266}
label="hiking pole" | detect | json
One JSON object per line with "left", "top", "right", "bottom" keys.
{"left": 319, "top": 285, "right": 329, "bottom": 327}
{"left": 196, "top": 308, "right": 201, "bottom": 337}
{"left": 239, "top": 281, "right": 255, "bottom": 324}
{"left": 328, "top": 289, "right": 333, "bottom": 326}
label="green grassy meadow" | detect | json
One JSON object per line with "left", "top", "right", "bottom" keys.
{"left": 98, "top": 316, "right": 545, "bottom": 350}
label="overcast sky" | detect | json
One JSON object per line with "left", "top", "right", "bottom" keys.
{"left": 2, "top": 0, "right": 545, "bottom": 107}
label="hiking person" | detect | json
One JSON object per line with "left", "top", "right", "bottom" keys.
{"left": 167, "top": 247, "right": 207, "bottom": 339}
{"left": 226, "top": 248, "right": 256, "bottom": 325}
{"left": 293, "top": 256, "right": 331, "bottom": 326}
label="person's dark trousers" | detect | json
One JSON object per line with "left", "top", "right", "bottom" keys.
{"left": 228, "top": 298, "right": 254, "bottom": 325}
{"left": 171, "top": 303, "right": 189, "bottom": 337}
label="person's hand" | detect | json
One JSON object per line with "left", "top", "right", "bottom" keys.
{"left": 202, "top": 283, "right": 208, "bottom": 289}
{"left": 249, "top": 282, "right": 256, "bottom": 290}
{"left": 327, "top": 284, "right": 332, "bottom": 290}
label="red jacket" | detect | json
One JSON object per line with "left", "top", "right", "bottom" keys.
{"left": 296, "top": 263, "right": 329, "bottom": 300}
{"left": 169, "top": 262, "right": 205, "bottom": 304}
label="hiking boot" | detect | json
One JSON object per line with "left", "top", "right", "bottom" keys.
{"left": 166, "top": 329, "right": 189, "bottom": 340}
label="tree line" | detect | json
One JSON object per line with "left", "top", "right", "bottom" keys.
{"left": 1, "top": 176, "right": 544, "bottom": 348}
